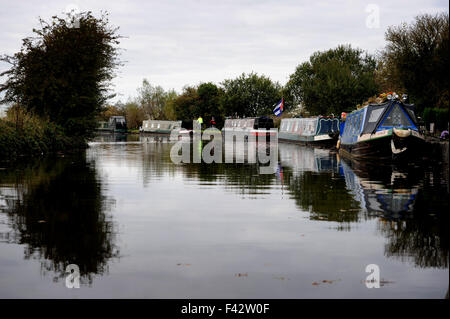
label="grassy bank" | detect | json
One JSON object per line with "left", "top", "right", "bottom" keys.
{"left": 0, "top": 115, "right": 87, "bottom": 161}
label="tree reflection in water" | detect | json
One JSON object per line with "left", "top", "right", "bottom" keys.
{"left": 279, "top": 144, "right": 361, "bottom": 229}
{"left": 0, "top": 154, "right": 119, "bottom": 285}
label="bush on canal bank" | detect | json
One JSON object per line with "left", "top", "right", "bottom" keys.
{"left": 422, "top": 107, "right": 449, "bottom": 132}
{"left": 0, "top": 114, "right": 87, "bottom": 161}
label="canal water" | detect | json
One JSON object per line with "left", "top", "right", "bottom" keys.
{"left": 0, "top": 134, "right": 448, "bottom": 298}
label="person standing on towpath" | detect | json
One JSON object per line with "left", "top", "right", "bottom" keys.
{"left": 197, "top": 116, "right": 203, "bottom": 130}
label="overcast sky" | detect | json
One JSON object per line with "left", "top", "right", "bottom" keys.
{"left": 0, "top": 0, "right": 448, "bottom": 105}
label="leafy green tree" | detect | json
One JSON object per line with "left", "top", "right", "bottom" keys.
{"left": 173, "top": 86, "right": 199, "bottom": 121}
{"left": 99, "top": 104, "right": 125, "bottom": 121}
{"left": 0, "top": 11, "right": 122, "bottom": 138}
{"left": 221, "top": 72, "right": 281, "bottom": 117}
{"left": 380, "top": 13, "right": 449, "bottom": 113}
{"left": 163, "top": 89, "right": 178, "bottom": 120}
{"left": 285, "top": 45, "right": 378, "bottom": 115}
{"left": 197, "top": 82, "right": 223, "bottom": 126}
{"left": 137, "top": 79, "right": 168, "bottom": 120}
{"left": 172, "top": 83, "right": 224, "bottom": 126}
{"left": 123, "top": 100, "right": 145, "bottom": 129}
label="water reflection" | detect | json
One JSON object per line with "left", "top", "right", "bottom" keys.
{"left": 279, "top": 144, "right": 361, "bottom": 227}
{"left": 278, "top": 142, "right": 448, "bottom": 268}
{"left": 0, "top": 135, "right": 447, "bottom": 297}
{"left": 0, "top": 154, "right": 118, "bottom": 284}
{"left": 338, "top": 157, "right": 448, "bottom": 268}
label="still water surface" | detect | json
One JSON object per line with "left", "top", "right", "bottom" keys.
{"left": 0, "top": 134, "right": 448, "bottom": 298}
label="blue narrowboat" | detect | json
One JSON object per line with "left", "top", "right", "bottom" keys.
{"left": 338, "top": 95, "right": 425, "bottom": 160}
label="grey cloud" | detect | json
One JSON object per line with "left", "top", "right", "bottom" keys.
{"left": 0, "top": 0, "right": 448, "bottom": 105}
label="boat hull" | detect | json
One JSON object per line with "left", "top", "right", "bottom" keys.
{"left": 339, "top": 130, "right": 425, "bottom": 160}
{"left": 141, "top": 129, "right": 173, "bottom": 134}
{"left": 278, "top": 132, "right": 338, "bottom": 147}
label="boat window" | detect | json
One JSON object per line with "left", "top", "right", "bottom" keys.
{"left": 382, "top": 104, "right": 412, "bottom": 127}
{"left": 346, "top": 116, "right": 352, "bottom": 136}
{"left": 348, "top": 116, "right": 353, "bottom": 135}
{"left": 347, "top": 117, "right": 352, "bottom": 136}
{"left": 343, "top": 117, "right": 348, "bottom": 136}
{"left": 368, "top": 108, "right": 384, "bottom": 123}
{"left": 357, "top": 112, "right": 364, "bottom": 134}
{"left": 353, "top": 113, "right": 359, "bottom": 135}
{"left": 349, "top": 116, "right": 354, "bottom": 135}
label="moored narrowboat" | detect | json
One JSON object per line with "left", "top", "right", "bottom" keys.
{"left": 108, "top": 116, "right": 127, "bottom": 133}
{"left": 222, "top": 116, "right": 275, "bottom": 137}
{"left": 278, "top": 117, "right": 339, "bottom": 146}
{"left": 140, "top": 120, "right": 182, "bottom": 134}
{"left": 338, "top": 95, "right": 425, "bottom": 160}
{"left": 97, "top": 121, "right": 111, "bottom": 132}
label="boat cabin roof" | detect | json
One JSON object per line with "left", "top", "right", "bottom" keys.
{"left": 280, "top": 117, "right": 339, "bottom": 136}
{"left": 143, "top": 120, "right": 182, "bottom": 130}
{"left": 223, "top": 116, "right": 274, "bottom": 129}
{"left": 341, "top": 100, "right": 418, "bottom": 139}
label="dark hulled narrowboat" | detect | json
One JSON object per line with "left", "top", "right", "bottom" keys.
{"left": 338, "top": 96, "right": 425, "bottom": 160}
{"left": 108, "top": 116, "right": 127, "bottom": 133}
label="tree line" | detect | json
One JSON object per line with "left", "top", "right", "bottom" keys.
{"left": 104, "top": 12, "right": 448, "bottom": 130}
{"left": 1, "top": 11, "right": 448, "bottom": 139}
{"left": 102, "top": 72, "right": 283, "bottom": 129}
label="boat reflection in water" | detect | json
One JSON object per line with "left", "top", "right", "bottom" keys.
{"left": 339, "top": 158, "right": 420, "bottom": 219}
{"left": 0, "top": 154, "right": 119, "bottom": 285}
{"left": 338, "top": 158, "right": 448, "bottom": 268}
{"left": 279, "top": 142, "right": 448, "bottom": 269}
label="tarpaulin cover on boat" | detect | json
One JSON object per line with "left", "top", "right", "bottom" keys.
{"left": 317, "top": 118, "right": 339, "bottom": 135}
